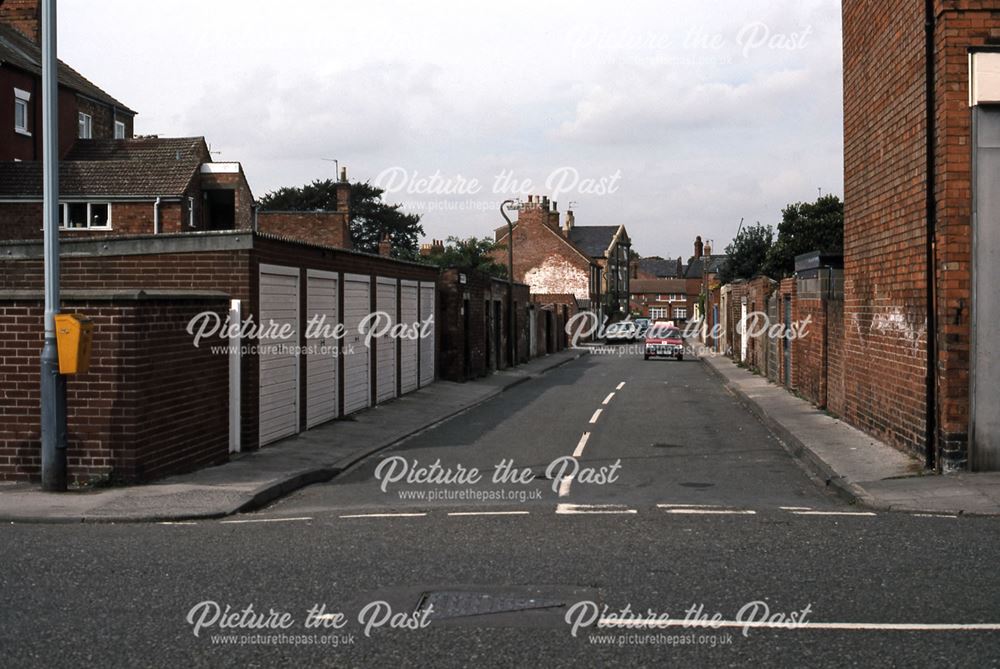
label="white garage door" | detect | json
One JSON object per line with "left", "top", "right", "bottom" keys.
{"left": 400, "top": 280, "right": 419, "bottom": 394}
{"left": 376, "top": 277, "right": 397, "bottom": 403}
{"left": 306, "top": 270, "right": 338, "bottom": 428}
{"left": 343, "top": 274, "right": 371, "bottom": 415}
{"left": 259, "top": 264, "right": 299, "bottom": 447}
{"left": 419, "top": 281, "right": 435, "bottom": 387}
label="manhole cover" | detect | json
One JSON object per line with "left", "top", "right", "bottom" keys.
{"left": 415, "top": 591, "right": 566, "bottom": 621}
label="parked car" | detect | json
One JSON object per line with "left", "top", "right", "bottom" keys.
{"left": 605, "top": 320, "right": 638, "bottom": 344}
{"left": 644, "top": 324, "right": 684, "bottom": 360}
{"left": 633, "top": 318, "right": 651, "bottom": 341}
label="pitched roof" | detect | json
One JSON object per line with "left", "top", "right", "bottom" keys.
{"left": 638, "top": 256, "right": 683, "bottom": 278}
{"left": 0, "top": 23, "right": 135, "bottom": 113}
{"left": 630, "top": 278, "right": 687, "bottom": 294}
{"left": 684, "top": 254, "right": 727, "bottom": 279}
{"left": 0, "top": 138, "right": 209, "bottom": 198}
{"left": 567, "top": 225, "right": 620, "bottom": 257}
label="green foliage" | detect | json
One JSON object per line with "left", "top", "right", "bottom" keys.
{"left": 423, "top": 237, "right": 509, "bottom": 279}
{"left": 718, "top": 222, "right": 774, "bottom": 284}
{"left": 764, "top": 194, "right": 843, "bottom": 278}
{"left": 258, "top": 179, "right": 425, "bottom": 257}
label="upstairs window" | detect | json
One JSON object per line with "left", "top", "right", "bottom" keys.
{"left": 78, "top": 112, "right": 92, "bottom": 139}
{"left": 59, "top": 202, "right": 111, "bottom": 230}
{"left": 14, "top": 88, "right": 30, "bottom": 135}
{"left": 114, "top": 120, "right": 126, "bottom": 139}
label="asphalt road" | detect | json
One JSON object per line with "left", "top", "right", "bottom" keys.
{"left": 2, "top": 351, "right": 999, "bottom": 667}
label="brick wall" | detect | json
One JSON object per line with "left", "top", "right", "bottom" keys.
{"left": 0, "top": 295, "right": 229, "bottom": 484}
{"left": 0, "top": 200, "right": 188, "bottom": 239}
{"left": 257, "top": 211, "right": 353, "bottom": 250}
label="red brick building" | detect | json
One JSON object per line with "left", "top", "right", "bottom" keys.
{"left": 0, "top": 3, "right": 135, "bottom": 161}
{"left": 629, "top": 278, "right": 688, "bottom": 320}
{"left": 842, "top": 0, "right": 1000, "bottom": 471}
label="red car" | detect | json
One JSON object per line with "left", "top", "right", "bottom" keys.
{"left": 644, "top": 323, "right": 684, "bottom": 360}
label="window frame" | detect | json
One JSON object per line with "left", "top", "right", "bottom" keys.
{"left": 14, "top": 88, "right": 30, "bottom": 135}
{"left": 673, "top": 306, "right": 688, "bottom": 319}
{"left": 58, "top": 201, "right": 113, "bottom": 230}
{"left": 114, "top": 120, "right": 126, "bottom": 139}
{"left": 78, "top": 112, "right": 93, "bottom": 139}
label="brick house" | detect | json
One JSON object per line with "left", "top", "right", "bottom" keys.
{"left": 492, "top": 195, "right": 631, "bottom": 321}
{"left": 629, "top": 278, "right": 688, "bottom": 320}
{"left": 682, "top": 236, "right": 725, "bottom": 325}
{"left": 0, "top": 137, "right": 257, "bottom": 238}
{"left": 841, "top": 0, "right": 1000, "bottom": 471}
{"left": 492, "top": 196, "right": 602, "bottom": 311}
{"left": 1, "top": 3, "right": 136, "bottom": 161}
{"left": 637, "top": 255, "right": 684, "bottom": 280}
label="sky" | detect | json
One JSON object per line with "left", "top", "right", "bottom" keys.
{"left": 58, "top": 0, "right": 844, "bottom": 260}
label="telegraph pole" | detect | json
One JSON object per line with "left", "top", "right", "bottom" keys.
{"left": 40, "top": 0, "right": 67, "bottom": 491}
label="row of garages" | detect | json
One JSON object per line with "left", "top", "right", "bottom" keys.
{"left": 257, "top": 264, "right": 437, "bottom": 447}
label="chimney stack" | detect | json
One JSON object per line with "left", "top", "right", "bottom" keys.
{"left": 339, "top": 166, "right": 348, "bottom": 183}
{"left": 704, "top": 241, "right": 712, "bottom": 256}
{"left": 694, "top": 235, "right": 704, "bottom": 259}
{"left": 563, "top": 209, "right": 575, "bottom": 234}
{"left": 378, "top": 232, "right": 392, "bottom": 257}
{"left": 0, "top": 0, "right": 41, "bottom": 44}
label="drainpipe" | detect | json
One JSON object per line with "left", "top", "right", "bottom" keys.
{"left": 188, "top": 196, "right": 196, "bottom": 229}
{"left": 924, "top": 0, "right": 939, "bottom": 471}
{"left": 153, "top": 197, "right": 161, "bottom": 234}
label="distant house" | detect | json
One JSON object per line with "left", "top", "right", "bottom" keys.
{"left": 637, "top": 255, "right": 684, "bottom": 280}
{"left": 683, "top": 235, "right": 725, "bottom": 323}
{"left": 629, "top": 278, "right": 688, "bottom": 321}
{"left": 492, "top": 195, "right": 631, "bottom": 320}
{"left": 0, "top": 8, "right": 136, "bottom": 161}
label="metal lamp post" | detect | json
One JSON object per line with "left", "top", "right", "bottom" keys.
{"left": 500, "top": 200, "right": 517, "bottom": 367}
{"left": 40, "top": 0, "right": 67, "bottom": 491}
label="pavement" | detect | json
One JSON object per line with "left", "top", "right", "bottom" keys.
{"left": 698, "top": 347, "right": 1000, "bottom": 516}
{"left": 0, "top": 349, "right": 587, "bottom": 523}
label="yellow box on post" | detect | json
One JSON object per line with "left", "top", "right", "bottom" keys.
{"left": 54, "top": 314, "right": 94, "bottom": 375}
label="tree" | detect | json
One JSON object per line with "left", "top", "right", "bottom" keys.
{"left": 718, "top": 222, "right": 773, "bottom": 284}
{"left": 258, "top": 179, "right": 425, "bottom": 257}
{"left": 764, "top": 194, "right": 844, "bottom": 278}
{"left": 423, "top": 237, "right": 508, "bottom": 279}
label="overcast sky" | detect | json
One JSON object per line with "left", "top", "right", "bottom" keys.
{"left": 58, "top": 0, "right": 843, "bottom": 260}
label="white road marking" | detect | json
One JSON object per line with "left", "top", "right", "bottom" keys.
{"left": 556, "top": 503, "right": 636, "bottom": 515}
{"left": 779, "top": 506, "right": 813, "bottom": 511}
{"left": 573, "top": 433, "right": 591, "bottom": 458}
{"left": 657, "top": 503, "right": 721, "bottom": 509}
{"left": 158, "top": 521, "right": 197, "bottom": 525}
{"left": 558, "top": 475, "right": 575, "bottom": 498}
{"left": 913, "top": 513, "right": 959, "bottom": 519}
{"left": 597, "top": 619, "right": 1000, "bottom": 632}
{"left": 662, "top": 509, "right": 757, "bottom": 515}
{"left": 339, "top": 513, "right": 427, "bottom": 519}
{"left": 589, "top": 409, "right": 603, "bottom": 424}
{"left": 791, "top": 511, "right": 876, "bottom": 517}
{"left": 602, "top": 392, "right": 615, "bottom": 405}
{"left": 616, "top": 382, "right": 626, "bottom": 390}
{"left": 220, "top": 516, "right": 313, "bottom": 524}
{"left": 447, "top": 511, "right": 530, "bottom": 517}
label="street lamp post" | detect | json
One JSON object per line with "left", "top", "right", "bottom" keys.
{"left": 40, "top": 0, "right": 67, "bottom": 491}
{"left": 500, "top": 200, "right": 516, "bottom": 367}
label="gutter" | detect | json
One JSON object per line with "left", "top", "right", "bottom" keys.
{"left": 924, "top": 0, "right": 939, "bottom": 471}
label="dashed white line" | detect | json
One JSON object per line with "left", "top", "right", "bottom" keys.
{"left": 556, "top": 503, "right": 637, "bottom": 515}
{"left": 558, "top": 475, "right": 575, "bottom": 498}
{"left": 573, "top": 433, "right": 591, "bottom": 458}
{"left": 339, "top": 513, "right": 427, "bottom": 519}
{"left": 791, "top": 511, "right": 877, "bottom": 517}
{"left": 447, "top": 511, "right": 530, "bottom": 517}
{"left": 220, "top": 516, "right": 313, "bottom": 524}
{"left": 779, "top": 506, "right": 813, "bottom": 511}
{"left": 602, "top": 392, "right": 615, "bottom": 405}
{"left": 589, "top": 409, "right": 603, "bottom": 424}
{"left": 158, "top": 521, "right": 197, "bottom": 525}
{"left": 657, "top": 503, "right": 721, "bottom": 509}
{"left": 912, "top": 513, "right": 959, "bottom": 519}
{"left": 662, "top": 509, "right": 757, "bottom": 515}
{"left": 616, "top": 382, "right": 626, "bottom": 390}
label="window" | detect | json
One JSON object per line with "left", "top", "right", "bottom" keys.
{"left": 114, "top": 120, "right": 126, "bottom": 139}
{"left": 59, "top": 202, "right": 111, "bottom": 230}
{"left": 78, "top": 112, "right": 92, "bottom": 139}
{"left": 650, "top": 307, "right": 668, "bottom": 320}
{"left": 14, "top": 88, "right": 30, "bottom": 135}
{"left": 673, "top": 306, "right": 688, "bottom": 319}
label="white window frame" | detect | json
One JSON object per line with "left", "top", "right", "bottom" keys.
{"left": 58, "top": 202, "right": 112, "bottom": 230}
{"left": 673, "top": 306, "right": 688, "bottom": 319}
{"left": 14, "top": 88, "right": 30, "bottom": 135}
{"left": 650, "top": 307, "right": 668, "bottom": 320}
{"left": 114, "top": 120, "right": 126, "bottom": 139}
{"left": 78, "top": 112, "right": 93, "bottom": 139}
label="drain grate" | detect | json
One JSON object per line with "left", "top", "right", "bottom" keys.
{"left": 415, "top": 590, "right": 566, "bottom": 621}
